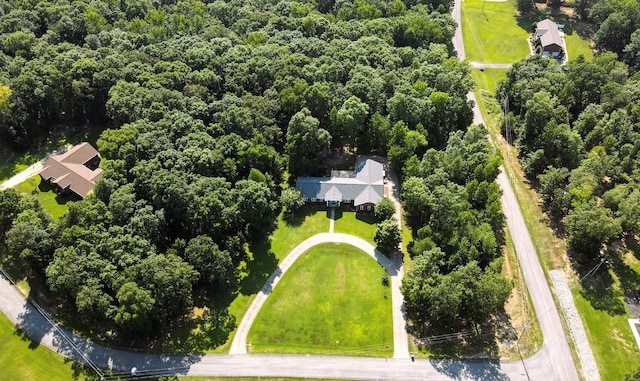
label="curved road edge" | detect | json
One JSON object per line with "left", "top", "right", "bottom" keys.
{"left": 229, "top": 232, "right": 409, "bottom": 358}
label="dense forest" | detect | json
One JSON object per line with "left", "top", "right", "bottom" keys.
{"left": 0, "top": 0, "right": 512, "bottom": 342}
{"left": 401, "top": 124, "right": 511, "bottom": 332}
{"left": 573, "top": 0, "right": 640, "bottom": 72}
{"left": 499, "top": 53, "right": 640, "bottom": 265}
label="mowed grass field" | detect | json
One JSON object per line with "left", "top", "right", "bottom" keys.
{"left": 333, "top": 210, "right": 378, "bottom": 243}
{"left": 226, "top": 208, "right": 381, "bottom": 353}
{"left": 470, "top": 68, "right": 507, "bottom": 95}
{"left": 248, "top": 244, "right": 393, "bottom": 356}
{"left": 0, "top": 312, "right": 95, "bottom": 381}
{"left": 573, "top": 285, "right": 640, "bottom": 381}
{"left": 462, "top": 0, "right": 530, "bottom": 63}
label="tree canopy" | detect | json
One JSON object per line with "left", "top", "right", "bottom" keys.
{"left": 0, "top": 0, "right": 474, "bottom": 340}
{"left": 498, "top": 51, "right": 640, "bottom": 262}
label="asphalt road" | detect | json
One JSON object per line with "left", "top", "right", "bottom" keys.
{"left": 0, "top": 268, "right": 555, "bottom": 380}
{"left": 453, "top": 0, "right": 580, "bottom": 379}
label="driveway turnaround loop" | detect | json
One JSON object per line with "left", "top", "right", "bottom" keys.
{"left": 229, "top": 232, "right": 409, "bottom": 359}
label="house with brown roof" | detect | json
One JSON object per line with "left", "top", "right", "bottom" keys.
{"left": 535, "top": 19, "right": 564, "bottom": 58}
{"left": 39, "top": 142, "right": 103, "bottom": 198}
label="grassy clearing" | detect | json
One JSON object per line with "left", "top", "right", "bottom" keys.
{"left": 270, "top": 208, "right": 331, "bottom": 262}
{"left": 470, "top": 68, "right": 507, "bottom": 96}
{"left": 222, "top": 208, "right": 331, "bottom": 353}
{"left": 0, "top": 312, "right": 96, "bottom": 381}
{"left": 564, "top": 30, "right": 594, "bottom": 61}
{"left": 462, "top": 0, "right": 530, "bottom": 63}
{"left": 569, "top": 247, "right": 640, "bottom": 381}
{"left": 248, "top": 243, "right": 393, "bottom": 356}
{"left": 333, "top": 210, "right": 378, "bottom": 243}
{"left": 573, "top": 287, "right": 639, "bottom": 381}
{"left": 14, "top": 175, "right": 73, "bottom": 219}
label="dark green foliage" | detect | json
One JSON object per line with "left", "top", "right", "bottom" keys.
{"left": 1, "top": 0, "right": 474, "bottom": 339}
{"left": 565, "top": 201, "right": 622, "bottom": 261}
{"left": 517, "top": 0, "right": 536, "bottom": 14}
{"left": 400, "top": 125, "right": 509, "bottom": 330}
{"left": 402, "top": 255, "right": 511, "bottom": 328}
{"left": 573, "top": 0, "right": 640, "bottom": 66}
{"left": 501, "top": 51, "right": 640, "bottom": 263}
{"left": 185, "top": 235, "right": 236, "bottom": 292}
{"left": 374, "top": 219, "right": 402, "bottom": 254}
{"left": 0, "top": 189, "right": 22, "bottom": 242}
{"left": 281, "top": 188, "right": 305, "bottom": 214}
{"left": 374, "top": 197, "right": 396, "bottom": 220}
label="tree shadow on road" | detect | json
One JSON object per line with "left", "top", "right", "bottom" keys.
{"left": 430, "top": 358, "right": 511, "bottom": 381}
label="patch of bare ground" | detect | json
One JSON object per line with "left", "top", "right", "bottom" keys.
{"left": 498, "top": 228, "right": 542, "bottom": 359}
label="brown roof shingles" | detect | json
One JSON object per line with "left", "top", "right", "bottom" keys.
{"left": 39, "top": 142, "right": 103, "bottom": 198}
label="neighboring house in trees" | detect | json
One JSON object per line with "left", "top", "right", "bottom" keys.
{"left": 296, "top": 157, "right": 385, "bottom": 212}
{"left": 535, "top": 19, "right": 564, "bottom": 58}
{"left": 39, "top": 142, "right": 103, "bottom": 198}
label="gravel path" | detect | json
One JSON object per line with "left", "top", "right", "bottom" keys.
{"left": 549, "top": 270, "right": 601, "bottom": 381}
{"left": 0, "top": 161, "right": 44, "bottom": 190}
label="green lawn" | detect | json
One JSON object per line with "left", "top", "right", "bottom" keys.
{"left": 14, "top": 175, "right": 72, "bottom": 219}
{"left": 565, "top": 29, "right": 594, "bottom": 61}
{"left": 462, "top": 0, "right": 530, "bottom": 63}
{"left": 0, "top": 312, "right": 96, "bottom": 381}
{"left": 470, "top": 68, "right": 508, "bottom": 96}
{"left": 223, "top": 208, "right": 331, "bottom": 353}
{"left": 270, "top": 208, "right": 332, "bottom": 262}
{"left": 333, "top": 210, "right": 378, "bottom": 243}
{"left": 248, "top": 244, "right": 393, "bottom": 356}
{"left": 573, "top": 285, "right": 640, "bottom": 381}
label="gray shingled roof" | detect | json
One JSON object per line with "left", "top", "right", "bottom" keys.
{"left": 536, "top": 19, "right": 563, "bottom": 50}
{"left": 296, "top": 158, "right": 384, "bottom": 206}
{"left": 39, "top": 142, "right": 103, "bottom": 198}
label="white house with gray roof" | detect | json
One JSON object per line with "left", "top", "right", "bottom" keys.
{"left": 296, "top": 157, "right": 385, "bottom": 211}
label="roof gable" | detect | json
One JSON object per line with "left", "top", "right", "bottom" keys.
{"left": 296, "top": 157, "right": 385, "bottom": 206}
{"left": 536, "top": 19, "right": 563, "bottom": 49}
{"left": 39, "top": 142, "right": 103, "bottom": 198}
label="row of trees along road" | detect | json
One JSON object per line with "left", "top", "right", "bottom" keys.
{"left": 0, "top": 0, "right": 512, "bottom": 343}
{"left": 401, "top": 124, "right": 512, "bottom": 332}
{"left": 499, "top": 52, "right": 640, "bottom": 265}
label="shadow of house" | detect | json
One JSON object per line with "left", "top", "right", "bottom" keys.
{"left": 295, "top": 157, "right": 385, "bottom": 213}
{"left": 38, "top": 142, "right": 103, "bottom": 199}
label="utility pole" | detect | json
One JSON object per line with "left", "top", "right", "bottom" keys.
{"left": 504, "top": 95, "right": 510, "bottom": 144}
{"left": 516, "top": 323, "right": 532, "bottom": 381}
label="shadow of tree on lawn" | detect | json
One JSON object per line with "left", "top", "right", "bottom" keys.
{"left": 238, "top": 237, "right": 278, "bottom": 296}
{"left": 283, "top": 206, "right": 325, "bottom": 227}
